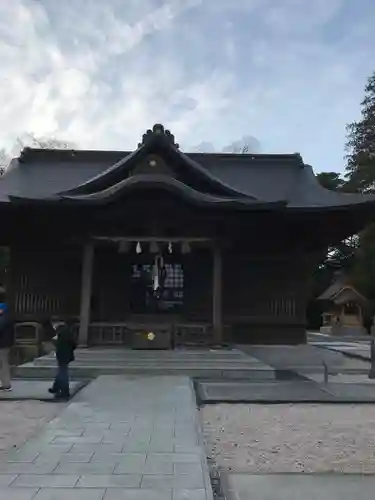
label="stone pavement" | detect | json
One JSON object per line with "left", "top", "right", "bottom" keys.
{"left": 0, "top": 380, "right": 84, "bottom": 401}
{"left": 0, "top": 375, "right": 213, "bottom": 499}
{"left": 238, "top": 344, "right": 369, "bottom": 374}
{"left": 307, "top": 331, "right": 371, "bottom": 343}
{"left": 317, "top": 341, "right": 371, "bottom": 361}
{"left": 223, "top": 473, "right": 375, "bottom": 500}
{"left": 307, "top": 331, "right": 372, "bottom": 362}
{"left": 0, "top": 401, "right": 64, "bottom": 454}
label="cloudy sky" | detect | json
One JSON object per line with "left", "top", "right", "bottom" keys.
{"left": 0, "top": 0, "right": 374, "bottom": 173}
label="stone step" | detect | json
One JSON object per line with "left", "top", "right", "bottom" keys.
{"left": 14, "top": 364, "right": 276, "bottom": 380}
{"left": 33, "top": 358, "right": 261, "bottom": 367}
{"left": 35, "top": 353, "right": 252, "bottom": 361}
{"left": 15, "top": 347, "right": 276, "bottom": 380}
{"left": 43, "top": 350, "right": 249, "bottom": 359}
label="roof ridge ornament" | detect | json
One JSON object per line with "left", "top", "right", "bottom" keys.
{"left": 138, "top": 124, "right": 179, "bottom": 149}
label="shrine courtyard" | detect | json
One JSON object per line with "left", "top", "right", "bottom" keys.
{"left": 0, "top": 340, "right": 373, "bottom": 499}
{"left": 2, "top": 124, "right": 375, "bottom": 498}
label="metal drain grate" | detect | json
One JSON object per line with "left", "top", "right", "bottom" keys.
{"left": 207, "top": 456, "right": 226, "bottom": 500}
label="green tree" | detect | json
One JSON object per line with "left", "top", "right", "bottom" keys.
{"left": 316, "top": 171, "right": 345, "bottom": 191}
{"left": 315, "top": 171, "right": 357, "bottom": 270}
{"left": 350, "top": 226, "right": 375, "bottom": 300}
{"left": 344, "top": 71, "right": 375, "bottom": 313}
{"left": 345, "top": 71, "right": 375, "bottom": 193}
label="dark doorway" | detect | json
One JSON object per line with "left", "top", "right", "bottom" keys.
{"left": 130, "top": 259, "right": 184, "bottom": 314}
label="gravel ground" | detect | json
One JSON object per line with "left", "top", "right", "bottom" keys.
{"left": 201, "top": 404, "right": 375, "bottom": 473}
{"left": 0, "top": 401, "right": 64, "bottom": 456}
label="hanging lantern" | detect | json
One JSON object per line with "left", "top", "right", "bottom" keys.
{"left": 136, "top": 242, "right": 142, "bottom": 254}
{"left": 168, "top": 242, "right": 173, "bottom": 254}
{"left": 118, "top": 240, "right": 130, "bottom": 254}
{"left": 150, "top": 241, "right": 159, "bottom": 254}
{"left": 181, "top": 241, "right": 191, "bottom": 254}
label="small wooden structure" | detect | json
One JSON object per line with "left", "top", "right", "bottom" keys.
{"left": 318, "top": 273, "right": 368, "bottom": 336}
{"left": 1, "top": 124, "right": 375, "bottom": 346}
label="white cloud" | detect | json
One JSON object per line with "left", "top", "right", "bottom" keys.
{"left": 264, "top": 0, "right": 343, "bottom": 33}
{"left": 0, "top": 0, "right": 374, "bottom": 173}
{"left": 0, "top": 0, "right": 232, "bottom": 151}
{"left": 222, "top": 136, "right": 261, "bottom": 154}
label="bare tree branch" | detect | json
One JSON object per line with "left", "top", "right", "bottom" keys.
{"left": 1, "top": 134, "right": 76, "bottom": 175}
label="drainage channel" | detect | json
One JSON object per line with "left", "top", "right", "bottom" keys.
{"left": 207, "top": 456, "right": 227, "bottom": 500}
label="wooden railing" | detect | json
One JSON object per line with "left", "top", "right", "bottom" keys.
{"left": 174, "top": 323, "right": 213, "bottom": 346}
{"left": 88, "top": 321, "right": 216, "bottom": 346}
{"left": 269, "top": 297, "right": 296, "bottom": 317}
{"left": 88, "top": 323, "right": 130, "bottom": 345}
{"left": 15, "top": 292, "right": 62, "bottom": 316}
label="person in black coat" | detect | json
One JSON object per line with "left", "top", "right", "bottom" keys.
{"left": 49, "top": 319, "right": 77, "bottom": 400}
{"left": 0, "top": 303, "right": 14, "bottom": 391}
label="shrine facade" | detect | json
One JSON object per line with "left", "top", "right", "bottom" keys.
{"left": 1, "top": 124, "right": 375, "bottom": 347}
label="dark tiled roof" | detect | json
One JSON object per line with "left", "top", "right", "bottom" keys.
{"left": 318, "top": 271, "right": 367, "bottom": 303}
{"left": 318, "top": 276, "right": 348, "bottom": 301}
{"left": 1, "top": 124, "right": 375, "bottom": 211}
{"left": 319, "top": 284, "right": 367, "bottom": 304}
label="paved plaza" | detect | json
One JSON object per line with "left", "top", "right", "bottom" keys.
{"left": 0, "top": 375, "right": 213, "bottom": 499}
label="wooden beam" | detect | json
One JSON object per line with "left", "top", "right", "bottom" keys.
{"left": 212, "top": 244, "right": 223, "bottom": 345}
{"left": 92, "top": 236, "right": 212, "bottom": 243}
{"left": 78, "top": 240, "right": 94, "bottom": 346}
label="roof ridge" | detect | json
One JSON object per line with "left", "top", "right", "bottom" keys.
{"left": 18, "top": 147, "right": 304, "bottom": 164}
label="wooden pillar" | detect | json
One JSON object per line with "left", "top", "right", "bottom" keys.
{"left": 78, "top": 240, "right": 94, "bottom": 346}
{"left": 212, "top": 244, "right": 223, "bottom": 345}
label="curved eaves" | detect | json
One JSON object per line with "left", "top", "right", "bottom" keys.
{"left": 58, "top": 139, "right": 258, "bottom": 200}
{"left": 57, "top": 145, "right": 147, "bottom": 196}
{"left": 287, "top": 164, "right": 375, "bottom": 210}
{"left": 60, "top": 174, "right": 286, "bottom": 210}
{"left": 162, "top": 144, "right": 256, "bottom": 199}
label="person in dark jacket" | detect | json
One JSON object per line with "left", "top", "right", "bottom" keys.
{"left": 0, "top": 302, "right": 14, "bottom": 392}
{"left": 49, "top": 318, "right": 77, "bottom": 400}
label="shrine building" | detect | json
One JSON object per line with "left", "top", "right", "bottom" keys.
{"left": 1, "top": 124, "right": 375, "bottom": 348}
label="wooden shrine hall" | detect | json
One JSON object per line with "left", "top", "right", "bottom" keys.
{"left": 1, "top": 123, "right": 375, "bottom": 348}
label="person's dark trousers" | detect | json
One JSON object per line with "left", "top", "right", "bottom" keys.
{"left": 51, "top": 363, "right": 70, "bottom": 398}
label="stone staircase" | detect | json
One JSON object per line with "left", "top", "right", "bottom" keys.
{"left": 14, "top": 347, "right": 276, "bottom": 380}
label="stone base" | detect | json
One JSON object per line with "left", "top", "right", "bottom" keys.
{"left": 331, "top": 325, "right": 367, "bottom": 337}
{"left": 320, "top": 326, "right": 332, "bottom": 335}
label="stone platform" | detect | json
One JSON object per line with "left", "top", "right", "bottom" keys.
{"left": 0, "top": 375, "right": 213, "bottom": 499}
{"left": 14, "top": 347, "right": 275, "bottom": 380}
{"left": 197, "top": 379, "right": 375, "bottom": 403}
{"left": 224, "top": 473, "right": 375, "bottom": 500}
